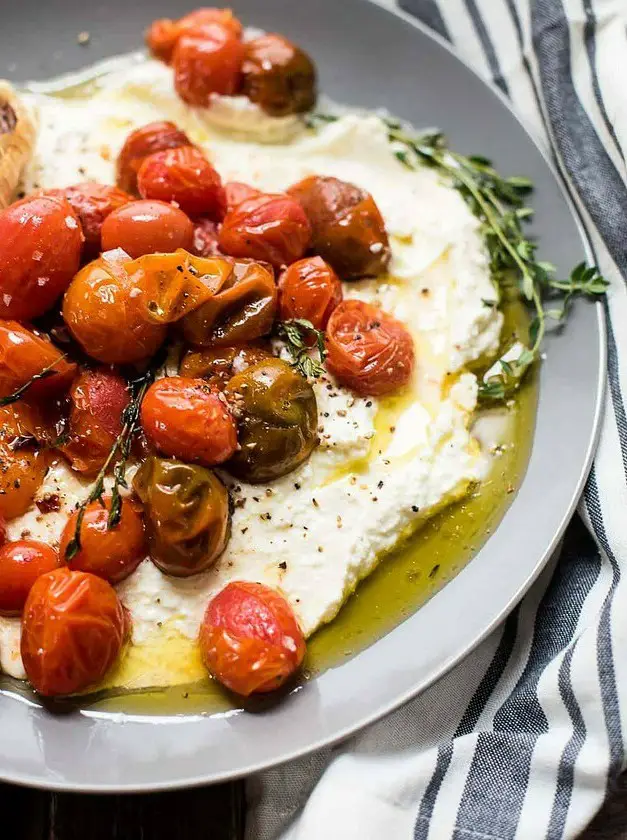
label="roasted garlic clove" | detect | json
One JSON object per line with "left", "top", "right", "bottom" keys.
{"left": 0, "top": 81, "right": 36, "bottom": 210}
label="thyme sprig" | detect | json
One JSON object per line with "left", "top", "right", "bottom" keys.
{"left": 306, "top": 112, "right": 608, "bottom": 400}
{"left": 276, "top": 319, "right": 327, "bottom": 379}
{"left": 0, "top": 355, "right": 69, "bottom": 407}
{"left": 63, "top": 356, "right": 163, "bottom": 561}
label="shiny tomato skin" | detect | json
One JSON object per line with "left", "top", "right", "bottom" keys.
{"left": 20, "top": 567, "right": 127, "bottom": 697}
{"left": 0, "top": 405, "right": 49, "bottom": 520}
{"left": 116, "top": 121, "right": 192, "bottom": 195}
{"left": 147, "top": 8, "right": 243, "bottom": 64}
{"left": 0, "top": 320, "right": 76, "bottom": 399}
{"left": 225, "top": 182, "right": 261, "bottom": 212}
{"left": 192, "top": 217, "right": 222, "bottom": 257}
{"left": 0, "top": 195, "right": 83, "bottom": 320}
{"left": 62, "top": 252, "right": 167, "bottom": 365}
{"left": 141, "top": 376, "right": 237, "bottom": 467}
{"left": 0, "top": 540, "right": 61, "bottom": 616}
{"left": 218, "top": 193, "right": 311, "bottom": 270}
{"left": 101, "top": 199, "right": 194, "bottom": 259}
{"left": 51, "top": 183, "right": 133, "bottom": 258}
{"left": 278, "top": 256, "right": 342, "bottom": 331}
{"left": 325, "top": 300, "right": 415, "bottom": 396}
{"left": 0, "top": 515, "right": 6, "bottom": 547}
{"left": 199, "top": 581, "right": 305, "bottom": 696}
{"left": 173, "top": 25, "right": 245, "bottom": 105}
{"left": 137, "top": 146, "right": 226, "bottom": 220}
{"left": 60, "top": 369, "right": 130, "bottom": 476}
{"left": 59, "top": 497, "right": 146, "bottom": 584}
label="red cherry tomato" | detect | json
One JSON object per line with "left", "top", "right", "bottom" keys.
{"left": 101, "top": 199, "right": 194, "bottom": 259}
{"left": 0, "top": 195, "right": 83, "bottom": 320}
{"left": 0, "top": 514, "right": 6, "bottom": 547}
{"left": 141, "top": 377, "right": 237, "bottom": 467}
{"left": 199, "top": 581, "right": 306, "bottom": 696}
{"left": 173, "top": 25, "right": 245, "bottom": 105}
{"left": 192, "top": 217, "right": 222, "bottom": 256}
{"left": 325, "top": 300, "right": 415, "bottom": 396}
{"left": 147, "top": 8, "right": 243, "bottom": 64}
{"left": 218, "top": 193, "right": 311, "bottom": 270}
{"left": 0, "top": 405, "right": 49, "bottom": 520}
{"left": 20, "top": 567, "right": 127, "bottom": 697}
{"left": 59, "top": 497, "right": 146, "bottom": 584}
{"left": 0, "top": 320, "right": 76, "bottom": 399}
{"left": 116, "top": 121, "right": 192, "bottom": 195}
{"left": 137, "top": 146, "right": 226, "bottom": 220}
{"left": 50, "top": 183, "right": 133, "bottom": 258}
{"left": 278, "top": 256, "right": 342, "bottom": 331}
{"left": 60, "top": 369, "right": 130, "bottom": 476}
{"left": 225, "top": 182, "right": 262, "bottom": 212}
{"left": 0, "top": 540, "right": 61, "bottom": 616}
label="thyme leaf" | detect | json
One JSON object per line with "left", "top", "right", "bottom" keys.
{"left": 275, "top": 318, "right": 327, "bottom": 379}
{"left": 0, "top": 354, "right": 68, "bottom": 407}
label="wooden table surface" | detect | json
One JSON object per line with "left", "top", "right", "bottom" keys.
{"left": 2, "top": 775, "right": 624, "bottom": 839}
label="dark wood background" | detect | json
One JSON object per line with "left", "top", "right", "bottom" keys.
{"left": 1, "top": 775, "right": 624, "bottom": 838}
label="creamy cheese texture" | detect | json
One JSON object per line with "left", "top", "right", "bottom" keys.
{"left": 0, "top": 55, "right": 503, "bottom": 685}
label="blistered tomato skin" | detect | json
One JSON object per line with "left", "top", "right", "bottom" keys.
{"left": 173, "top": 25, "right": 246, "bottom": 105}
{"left": 0, "top": 195, "right": 84, "bottom": 320}
{"left": 137, "top": 146, "right": 227, "bottom": 220}
{"left": 278, "top": 256, "right": 342, "bottom": 331}
{"left": 20, "top": 568, "right": 127, "bottom": 697}
{"left": 101, "top": 199, "right": 194, "bottom": 258}
{"left": 180, "top": 343, "right": 272, "bottom": 390}
{"left": 147, "top": 8, "right": 243, "bottom": 64}
{"left": 116, "top": 121, "right": 192, "bottom": 195}
{"left": 218, "top": 193, "right": 311, "bottom": 270}
{"left": 325, "top": 300, "right": 415, "bottom": 396}
{"left": 0, "top": 320, "right": 76, "bottom": 399}
{"left": 50, "top": 183, "right": 133, "bottom": 258}
{"left": 141, "top": 377, "right": 238, "bottom": 467}
{"left": 0, "top": 540, "right": 61, "bottom": 616}
{"left": 199, "top": 581, "right": 306, "bottom": 696}
{"left": 0, "top": 405, "right": 48, "bottom": 520}
{"left": 224, "top": 182, "right": 261, "bottom": 212}
{"left": 59, "top": 497, "right": 146, "bottom": 584}
{"left": 241, "top": 34, "right": 317, "bottom": 117}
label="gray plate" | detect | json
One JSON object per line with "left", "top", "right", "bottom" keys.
{"left": 0, "top": 0, "right": 604, "bottom": 791}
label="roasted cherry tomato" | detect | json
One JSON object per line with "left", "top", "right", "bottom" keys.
{"left": 181, "top": 258, "right": 277, "bottom": 346}
{"left": 116, "top": 121, "right": 192, "bottom": 195}
{"left": 137, "top": 146, "right": 226, "bottom": 220}
{"left": 59, "top": 497, "right": 146, "bottom": 584}
{"left": 147, "top": 8, "right": 243, "bottom": 64}
{"left": 224, "top": 358, "right": 317, "bottom": 483}
{"left": 180, "top": 343, "right": 272, "bottom": 391}
{"left": 133, "top": 455, "right": 230, "bottom": 577}
{"left": 101, "top": 199, "right": 194, "bottom": 259}
{"left": 192, "top": 217, "right": 222, "bottom": 257}
{"left": 141, "top": 377, "right": 237, "bottom": 467}
{"left": 325, "top": 300, "right": 415, "bottom": 396}
{"left": 278, "top": 256, "right": 342, "bottom": 331}
{"left": 62, "top": 251, "right": 167, "bottom": 364}
{"left": 50, "top": 183, "right": 133, "bottom": 258}
{"left": 60, "top": 368, "right": 129, "bottom": 476}
{"left": 289, "top": 176, "right": 390, "bottom": 279}
{"left": 224, "top": 182, "right": 261, "bottom": 212}
{"left": 0, "top": 540, "right": 61, "bottom": 616}
{"left": 0, "top": 320, "right": 76, "bottom": 400}
{"left": 241, "top": 34, "right": 317, "bottom": 117}
{"left": 0, "top": 195, "right": 83, "bottom": 320}
{"left": 127, "top": 249, "right": 232, "bottom": 324}
{"left": 20, "top": 567, "right": 127, "bottom": 697}
{"left": 218, "top": 193, "right": 310, "bottom": 270}
{"left": 199, "top": 581, "right": 305, "bottom": 696}
{"left": 173, "top": 24, "right": 245, "bottom": 105}
{"left": 0, "top": 405, "right": 48, "bottom": 520}
{"left": 0, "top": 514, "right": 6, "bottom": 547}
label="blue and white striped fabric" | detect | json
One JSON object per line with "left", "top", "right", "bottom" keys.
{"left": 246, "top": 1, "right": 627, "bottom": 837}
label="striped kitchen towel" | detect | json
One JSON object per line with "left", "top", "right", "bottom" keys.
{"left": 246, "top": 1, "right": 627, "bottom": 838}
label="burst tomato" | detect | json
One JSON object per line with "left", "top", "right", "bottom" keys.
{"left": 218, "top": 193, "right": 310, "bottom": 269}
{"left": 0, "top": 405, "right": 49, "bottom": 520}
{"left": 50, "top": 183, "right": 133, "bottom": 258}
{"left": 59, "top": 497, "right": 146, "bottom": 584}
{"left": 278, "top": 256, "right": 342, "bottom": 331}
{"left": 325, "top": 300, "right": 415, "bottom": 396}
{"left": 62, "top": 251, "right": 167, "bottom": 364}
{"left": 0, "top": 540, "right": 61, "bottom": 615}
{"left": 173, "top": 25, "right": 245, "bottom": 105}
{"left": 101, "top": 199, "right": 194, "bottom": 259}
{"left": 116, "top": 121, "right": 192, "bottom": 195}
{"left": 20, "top": 568, "right": 127, "bottom": 697}
{"left": 179, "top": 343, "right": 272, "bottom": 390}
{"left": 192, "top": 217, "right": 222, "bottom": 257}
{"left": 0, "top": 195, "right": 83, "bottom": 319}
{"left": 199, "top": 581, "right": 306, "bottom": 696}
{"left": 146, "top": 8, "right": 243, "bottom": 64}
{"left": 137, "top": 146, "right": 226, "bottom": 220}
{"left": 141, "top": 377, "right": 237, "bottom": 467}
{"left": 60, "top": 369, "right": 129, "bottom": 476}
{"left": 0, "top": 320, "right": 76, "bottom": 399}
